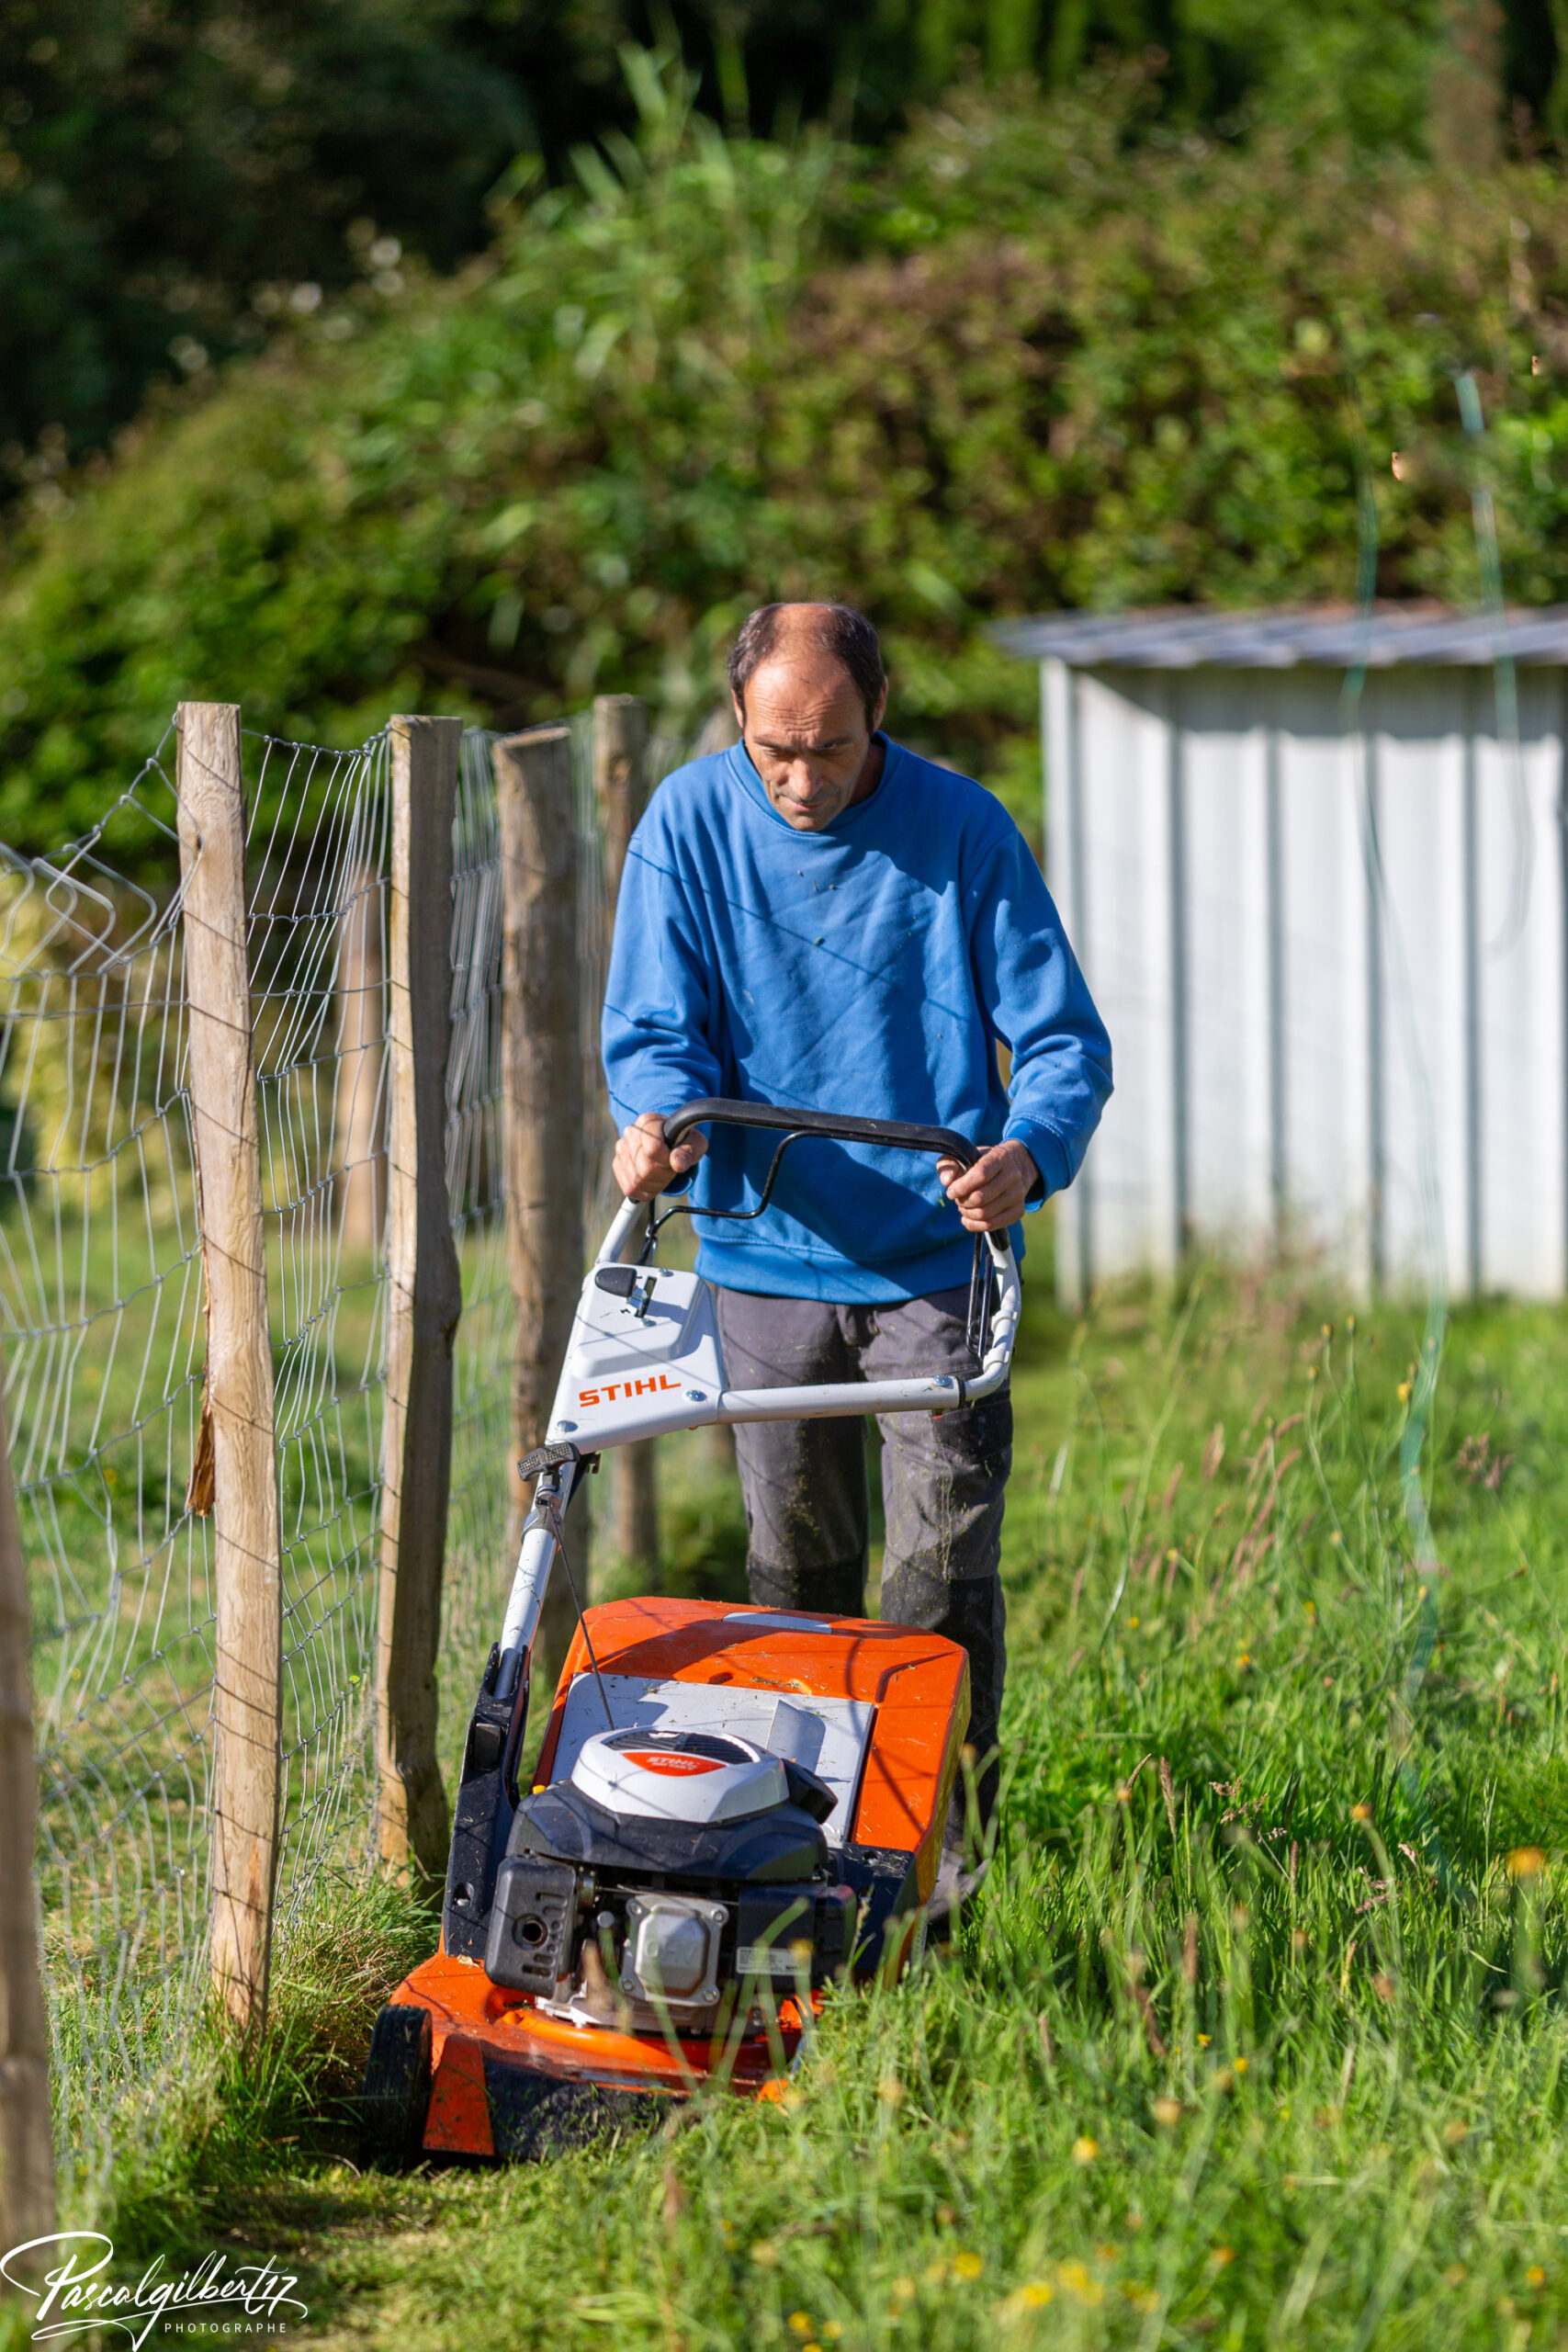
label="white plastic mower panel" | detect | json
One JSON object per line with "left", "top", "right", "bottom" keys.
{"left": 547, "top": 1267, "right": 726, "bottom": 1451}
{"left": 549, "top": 1672, "right": 877, "bottom": 1849}
{"left": 570, "top": 1730, "right": 786, "bottom": 1825}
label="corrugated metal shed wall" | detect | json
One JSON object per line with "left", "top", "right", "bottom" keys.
{"left": 1042, "top": 661, "right": 1567, "bottom": 1303}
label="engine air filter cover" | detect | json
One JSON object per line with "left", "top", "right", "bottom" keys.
{"left": 570, "top": 1727, "right": 787, "bottom": 1825}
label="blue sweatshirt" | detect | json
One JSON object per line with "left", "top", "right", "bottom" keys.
{"left": 601, "top": 734, "right": 1111, "bottom": 1303}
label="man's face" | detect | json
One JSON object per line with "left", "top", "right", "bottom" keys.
{"left": 734, "top": 649, "right": 887, "bottom": 831}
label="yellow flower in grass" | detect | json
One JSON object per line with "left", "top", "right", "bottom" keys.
{"left": 1056, "top": 2261, "right": 1104, "bottom": 2308}
{"left": 953, "top": 2251, "right": 983, "bottom": 2281}
{"left": 1071, "top": 2134, "right": 1099, "bottom": 2165}
{"left": 1507, "top": 1847, "right": 1547, "bottom": 1880}
{"left": 1527, "top": 2267, "right": 1547, "bottom": 2289}
{"left": 787, "top": 2317, "right": 814, "bottom": 2340}
{"left": 998, "top": 2282, "right": 1055, "bottom": 2322}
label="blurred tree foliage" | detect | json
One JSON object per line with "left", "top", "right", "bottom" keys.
{"left": 2, "top": 0, "right": 1562, "bottom": 478}
{"left": 0, "top": 0, "right": 525, "bottom": 469}
{"left": 5, "top": 55, "right": 1568, "bottom": 854}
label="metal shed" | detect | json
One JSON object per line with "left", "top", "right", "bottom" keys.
{"left": 994, "top": 605, "right": 1568, "bottom": 1306}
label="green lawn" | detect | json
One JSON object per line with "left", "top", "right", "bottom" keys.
{"left": 74, "top": 1259, "right": 1568, "bottom": 2351}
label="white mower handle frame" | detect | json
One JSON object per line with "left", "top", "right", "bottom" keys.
{"left": 497, "top": 1101, "right": 1022, "bottom": 1693}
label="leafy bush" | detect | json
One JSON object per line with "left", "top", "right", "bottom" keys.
{"left": 5, "top": 0, "right": 1564, "bottom": 486}
{"left": 5, "top": 58, "right": 1568, "bottom": 850}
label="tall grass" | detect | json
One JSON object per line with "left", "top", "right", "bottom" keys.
{"left": 74, "top": 1262, "right": 1568, "bottom": 2348}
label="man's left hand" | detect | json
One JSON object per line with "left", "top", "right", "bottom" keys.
{"left": 938, "top": 1138, "right": 1039, "bottom": 1234}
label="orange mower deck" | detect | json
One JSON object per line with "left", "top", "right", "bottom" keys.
{"left": 389, "top": 1597, "right": 969, "bottom": 2162}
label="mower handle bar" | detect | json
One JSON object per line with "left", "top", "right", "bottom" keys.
{"left": 660, "top": 1096, "right": 982, "bottom": 1170}
{"left": 499, "top": 1102, "right": 1022, "bottom": 1702}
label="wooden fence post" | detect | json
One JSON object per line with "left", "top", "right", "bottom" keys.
{"left": 496, "top": 726, "right": 586, "bottom": 1689}
{"left": 176, "top": 700, "right": 282, "bottom": 2036}
{"left": 335, "top": 858, "right": 385, "bottom": 1253}
{"left": 593, "top": 695, "right": 660, "bottom": 1580}
{"left": 376, "top": 717, "right": 463, "bottom": 1878}
{"left": 594, "top": 692, "right": 649, "bottom": 901}
{"left": 0, "top": 1385, "right": 55, "bottom": 2245}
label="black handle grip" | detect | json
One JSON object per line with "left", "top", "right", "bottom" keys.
{"left": 660, "top": 1096, "right": 981, "bottom": 1170}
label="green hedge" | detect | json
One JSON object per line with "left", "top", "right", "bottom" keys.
{"left": 4, "top": 60, "right": 1568, "bottom": 853}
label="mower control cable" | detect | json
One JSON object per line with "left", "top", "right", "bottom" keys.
{"left": 637, "top": 1127, "right": 810, "bottom": 1261}
{"left": 533, "top": 1461, "right": 615, "bottom": 1733}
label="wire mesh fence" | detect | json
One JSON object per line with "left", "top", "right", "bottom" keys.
{"left": 6, "top": 700, "right": 696, "bottom": 2182}
{"left": 246, "top": 729, "right": 391, "bottom": 1932}
{"left": 1, "top": 731, "right": 210, "bottom": 2179}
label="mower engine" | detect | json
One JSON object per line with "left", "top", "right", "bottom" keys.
{"left": 485, "top": 1727, "right": 855, "bottom": 2031}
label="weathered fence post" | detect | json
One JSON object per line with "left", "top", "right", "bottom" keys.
{"left": 496, "top": 726, "right": 586, "bottom": 1689}
{"left": 376, "top": 717, "right": 463, "bottom": 1878}
{"left": 0, "top": 1385, "right": 55, "bottom": 2245}
{"left": 335, "top": 858, "right": 385, "bottom": 1252}
{"left": 593, "top": 695, "right": 660, "bottom": 1580}
{"left": 594, "top": 693, "right": 649, "bottom": 901}
{"left": 176, "top": 700, "right": 282, "bottom": 2036}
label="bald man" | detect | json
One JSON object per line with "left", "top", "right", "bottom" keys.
{"left": 602, "top": 603, "right": 1111, "bottom": 1905}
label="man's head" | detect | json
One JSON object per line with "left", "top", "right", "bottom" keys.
{"left": 728, "top": 603, "right": 888, "bottom": 831}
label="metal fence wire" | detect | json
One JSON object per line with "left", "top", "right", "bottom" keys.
{"left": 5, "top": 707, "right": 695, "bottom": 2181}
{"left": 1, "top": 730, "right": 210, "bottom": 2180}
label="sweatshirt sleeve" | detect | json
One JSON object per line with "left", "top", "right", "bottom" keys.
{"left": 601, "top": 815, "right": 725, "bottom": 1135}
{"left": 970, "top": 825, "right": 1112, "bottom": 1203}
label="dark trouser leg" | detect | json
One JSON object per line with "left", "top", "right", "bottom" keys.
{"left": 714, "top": 1282, "right": 1010, "bottom": 1847}
{"left": 713, "top": 1290, "right": 869, "bottom": 1619}
{"left": 862, "top": 1288, "right": 1010, "bottom": 1847}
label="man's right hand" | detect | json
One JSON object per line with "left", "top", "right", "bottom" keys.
{"left": 613, "top": 1111, "right": 708, "bottom": 1203}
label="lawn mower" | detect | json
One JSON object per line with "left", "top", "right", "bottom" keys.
{"left": 360, "top": 1099, "right": 1021, "bottom": 2165}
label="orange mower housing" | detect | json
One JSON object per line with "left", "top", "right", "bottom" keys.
{"left": 365, "top": 1595, "right": 969, "bottom": 2165}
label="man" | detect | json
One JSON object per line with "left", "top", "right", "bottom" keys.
{"left": 603, "top": 602, "right": 1111, "bottom": 1893}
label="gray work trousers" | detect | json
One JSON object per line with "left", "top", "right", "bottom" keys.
{"left": 714, "top": 1283, "right": 1010, "bottom": 1840}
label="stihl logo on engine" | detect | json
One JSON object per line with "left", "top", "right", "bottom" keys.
{"left": 578, "top": 1373, "right": 683, "bottom": 1407}
{"left": 625, "top": 1750, "right": 725, "bottom": 1776}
